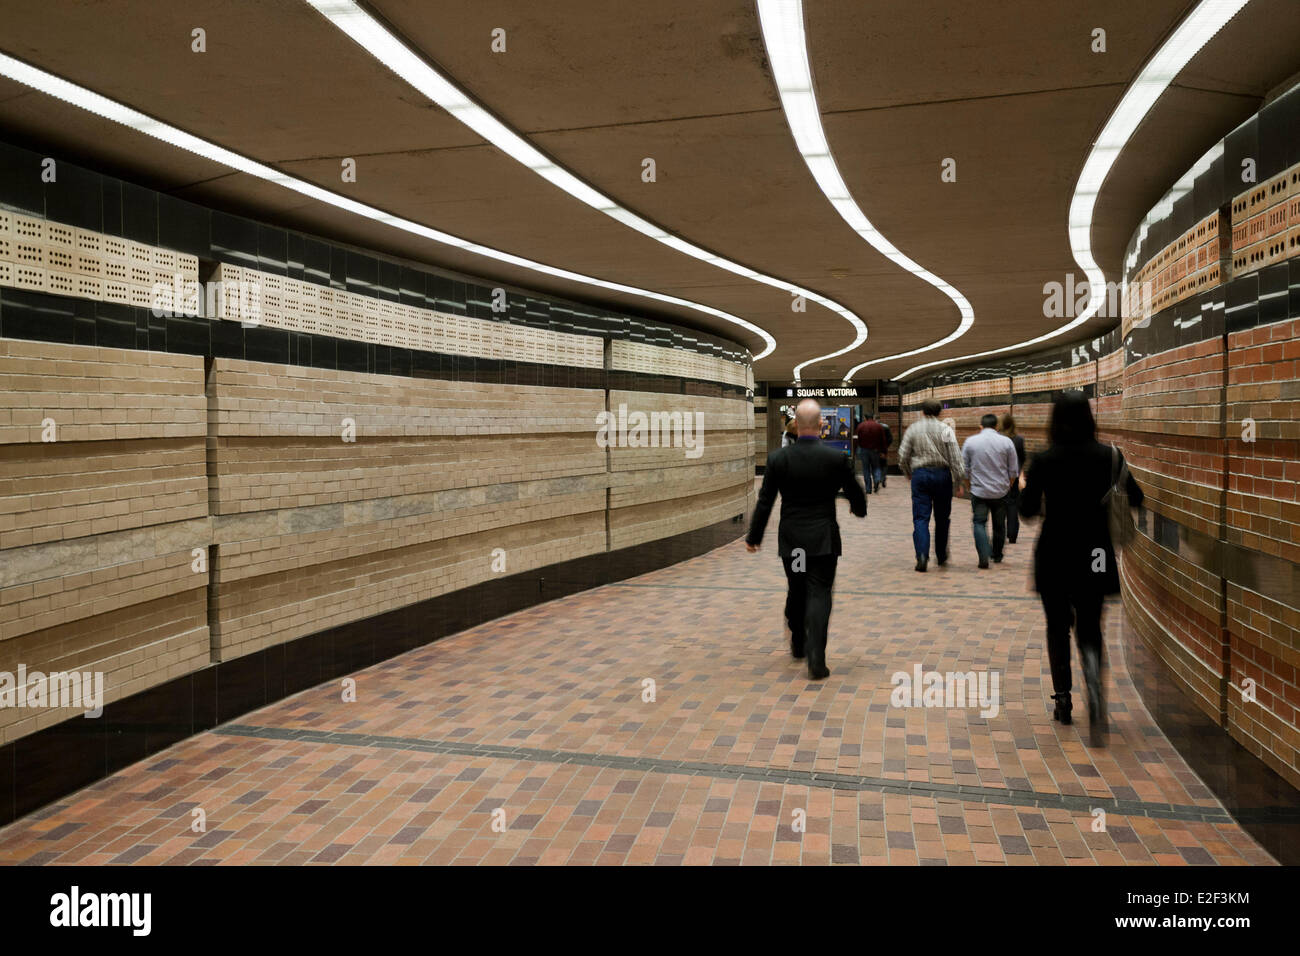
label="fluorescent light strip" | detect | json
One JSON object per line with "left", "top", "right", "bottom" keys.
{"left": 894, "top": 0, "right": 1250, "bottom": 382}
{"left": 0, "top": 50, "right": 777, "bottom": 361}
{"left": 306, "top": 0, "right": 863, "bottom": 379}
{"left": 756, "top": 0, "right": 975, "bottom": 382}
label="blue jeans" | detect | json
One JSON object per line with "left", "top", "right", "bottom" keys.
{"left": 857, "top": 449, "right": 883, "bottom": 493}
{"left": 911, "top": 467, "right": 952, "bottom": 561}
{"left": 971, "top": 494, "right": 1007, "bottom": 563}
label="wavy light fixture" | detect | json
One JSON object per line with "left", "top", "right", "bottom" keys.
{"left": 306, "top": 0, "right": 868, "bottom": 379}
{"left": 0, "top": 50, "right": 778, "bottom": 359}
{"left": 893, "top": 0, "right": 1251, "bottom": 381}
{"left": 756, "top": 0, "right": 975, "bottom": 382}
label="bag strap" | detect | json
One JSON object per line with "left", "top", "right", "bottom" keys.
{"left": 1100, "top": 444, "right": 1121, "bottom": 508}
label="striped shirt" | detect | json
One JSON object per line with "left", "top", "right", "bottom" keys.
{"left": 898, "top": 416, "right": 966, "bottom": 479}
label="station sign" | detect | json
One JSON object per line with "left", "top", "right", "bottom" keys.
{"left": 765, "top": 384, "right": 877, "bottom": 399}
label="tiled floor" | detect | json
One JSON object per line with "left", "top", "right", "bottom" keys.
{"left": 0, "top": 480, "right": 1276, "bottom": 865}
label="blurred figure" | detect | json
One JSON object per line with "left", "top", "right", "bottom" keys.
{"left": 961, "top": 414, "right": 1019, "bottom": 568}
{"left": 898, "top": 399, "right": 966, "bottom": 573}
{"left": 1019, "top": 392, "right": 1143, "bottom": 745}
{"left": 747, "top": 398, "right": 866, "bottom": 679}
{"left": 878, "top": 416, "right": 893, "bottom": 488}
{"left": 781, "top": 416, "right": 797, "bottom": 448}
{"left": 1000, "top": 414, "right": 1027, "bottom": 543}
{"left": 854, "top": 410, "right": 888, "bottom": 494}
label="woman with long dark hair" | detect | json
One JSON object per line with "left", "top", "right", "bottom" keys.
{"left": 1018, "top": 392, "right": 1142, "bottom": 745}
{"left": 999, "top": 414, "right": 1026, "bottom": 543}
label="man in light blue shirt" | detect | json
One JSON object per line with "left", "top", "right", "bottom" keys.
{"left": 961, "top": 414, "right": 1021, "bottom": 568}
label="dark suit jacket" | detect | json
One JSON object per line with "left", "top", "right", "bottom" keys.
{"left": 1019, "top": 440, "right": 1144, "bottom": 595}
{"left": 747, "top": 437, "right": 867, "bottom": 558}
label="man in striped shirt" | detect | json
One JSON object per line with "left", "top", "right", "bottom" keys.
{"left": 897, "top": 399, "right": 967, "bottom": 572}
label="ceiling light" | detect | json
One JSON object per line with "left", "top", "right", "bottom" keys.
{"left": 893, "top": 0, "right": 1250, "bottom": 381}
{"left": 307, "top": 0, "right": 869, "bottom": 378}
{"left": 0, "top": 49, "right": 777, "bottom": 359}
{"left": 757, "top": 0, "right": 975, "bottom": 381}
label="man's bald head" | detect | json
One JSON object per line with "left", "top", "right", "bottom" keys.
{"left": 794, "top": 398, "right": 822, "bottom": 435}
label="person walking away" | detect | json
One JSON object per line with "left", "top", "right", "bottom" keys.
{"left": 1018, "top": 392, "right": 1143, "bottom": 746}
{"left": 1000, "top": 414, "right": 1027, "bottom": 543}
{"left": 897, "top": 399, "right": 966, "bottom": 573}
{"left": 747, "top": 398, "right": 867, "bottom": 679}
{"left": 879, "top": 417, "right": 893, "bottom": 487}
{"left": 855, "top": 411, "right": 888, "bottom": 494}
{"left": 961, "top": 414, "right": 1020, "bottom": 568}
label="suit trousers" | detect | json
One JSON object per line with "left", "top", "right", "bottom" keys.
{"left": 782, "top": 552, "right": 839, "bottom": 661}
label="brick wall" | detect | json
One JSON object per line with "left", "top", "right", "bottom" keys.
{"left": 207, "top": 359, "right": 611, "bottom": 660}
{"left": 0, "top": 337, "right": 752, "bottom": 744}
{"left": 881, "top": 192, "right": 1299, "bottom": 794}
{"left": 752, "top": 394, "right": 766, "bottom": 473}
{"left": 607, "top": 389, "right": 751, "bottom": 550}
{"left": 1224, "top": 317, "right": 1300, "bottom": 785}
{"left": 888, "top": 320, "right": 1298, "bottom": 792}
{"left": 0, "top": 339, "right": 210, "bottom": 742}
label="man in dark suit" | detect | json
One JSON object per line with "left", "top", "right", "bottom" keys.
{"left": 746, "top": 398, "right": 867, "bottom": 679}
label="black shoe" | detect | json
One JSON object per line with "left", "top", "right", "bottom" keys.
{"left": 1081, "top": 647, "right": 1107, "bottom": 746}
{"left": 992, "top": 555, "right": 1003, "bottom": 563}
{"left": 936, "top": 553, "right": 948, "bottom": 566}
{"left": 1007, "top": 536, "right": 1017, "bottom": 544}
{"left": 915, "top": 557, "right": 928, "bottom": 573}
{"left": 978, "top": 557, "right": 989, "bottom": 569}
{"left": 1051, "top": 692, "right": 1073, "bottom": 725}
{"left": 807, "top": 654, "right": 830, "bottom": 680}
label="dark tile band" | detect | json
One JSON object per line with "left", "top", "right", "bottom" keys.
{"left": 212, "top": 722, "right": 1249, "bottom": 825}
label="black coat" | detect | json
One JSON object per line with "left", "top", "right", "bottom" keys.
{"left": 1009, "top": 434, "right": 1026, "bottom": 472}
{"left": 1018, "top": 440, "right": 1144, "bottom": 595}
{"left": 747, "top": 438, "right": 867, "bottom": 558}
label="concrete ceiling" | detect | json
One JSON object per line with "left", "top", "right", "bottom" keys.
{"left": 0, "top": 1, "right": 1298, "bottom": 381}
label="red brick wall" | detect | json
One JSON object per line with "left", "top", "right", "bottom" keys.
{"left": 1224, "top": 317, "right": 1300, "bottom": 785}
{"left": 896, "top": 324, "right": 1299, "bottom": 791}
{"left": 886, "top": 302, "right": 1300, "bottom": 795}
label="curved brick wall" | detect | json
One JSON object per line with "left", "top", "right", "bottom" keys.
{"left": 0, "top": 137, "right": 754, "bottom": 770}
{"left": 885, "top": 84, "right": 1300, "bottom": 846}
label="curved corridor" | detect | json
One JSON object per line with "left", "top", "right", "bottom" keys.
{"left": 0, "top": 486, "right": 1272, "bottom": 866}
